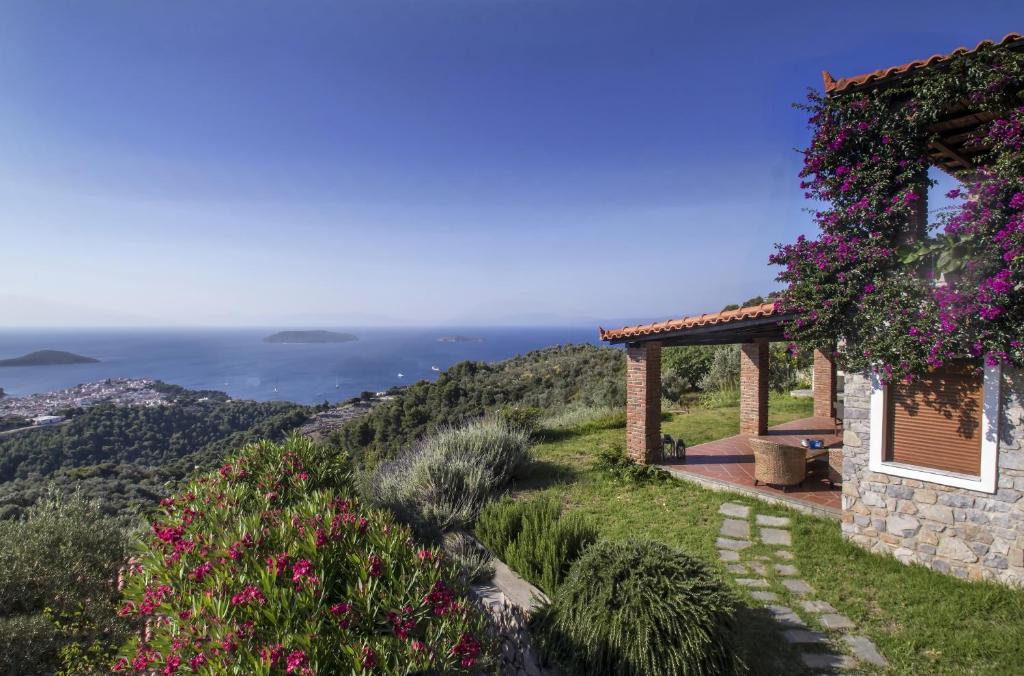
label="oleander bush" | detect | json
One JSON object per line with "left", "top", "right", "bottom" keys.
{"left": 534, "top": 539, "right": 744, "bottom": 676}
{"left": 113, "top": 436, "right": 493, "bottom": 674}
{"left": 475, "top": 497, "right": 597, "bottom": 593}
{"left": 372, "top": 418, "right": 531, "bottom": 534}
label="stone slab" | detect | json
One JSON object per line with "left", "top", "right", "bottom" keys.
{"left": 716, "top": 537, "right": 751, "bottom": 551}
{"left": 749, "top": 562, "right": 768, "bottom": 576}
{"left": 719, "top": 502, "right": 750, "bottom": 518}
{"left": 760, "top": 528, "right": 792, "bottom": 546}
{"left": 775, "top": 550, "right": 795, "bottom": 560}
{"left": 800, "top": 600, "right": 837, "bottom": 614}
{"left": 800, "top": 653, "right": 856, "bottom": 670}
{"left": 783, "top": 629, "right": 828, "bottom": 645}
{"left": 726, "top": 563, "right": 748, "bottom": 574}
{"left": 766, "top": 604, "right": 806, "bottom": 626}
{"left": 844, "top": 635, "right": 888, "bottom": 667}
{"left": 782, "top": 579, "right": 814, "bottom": 595}
{"left": 718, "top": 550, "right": 740, "bottom": 562}
{"left": 484, "top": 557, "right": 549, "bottom": 613}
{"left": 735, "top": 578, "right": 769, "bottom": 588}
{"left": 755, "top": 514, "right": 791, "bottom": 527}
{"left": 775, "top": 564, "right": 799, "bottom": 576}
{"left": 720, "top": 519, "right": 751, "bottom": 539}
{"left": 819, "top": 613, "right": 856, "bottom": 631}
{"left": 750, "top": 591, "right": 779, "bottom": 602}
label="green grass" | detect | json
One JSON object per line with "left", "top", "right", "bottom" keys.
{"left": 513, "top": 395, "right": 1024, "bottom": 675}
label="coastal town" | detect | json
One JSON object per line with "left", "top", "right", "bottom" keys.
{"left": 0, "top": 378, "right": 171, "bottom": 420}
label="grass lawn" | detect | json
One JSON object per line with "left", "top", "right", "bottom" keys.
{"left": 511, "top": 395, "right": 1024, "bottom": 675}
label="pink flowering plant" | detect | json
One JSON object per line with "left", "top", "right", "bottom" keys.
{"left": 112, "top": 437, "right": 492, "bottom": 674}
{"left": 772, "top": 41, "right": 1024, "bottom": 382}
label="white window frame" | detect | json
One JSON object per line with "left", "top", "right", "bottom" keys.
{"left": 868, "top": 364, "right": 1000, "bottom": 494}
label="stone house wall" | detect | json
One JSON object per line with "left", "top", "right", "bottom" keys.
{"left": 841, "top": 368, "right": 1024, "bottom": 586}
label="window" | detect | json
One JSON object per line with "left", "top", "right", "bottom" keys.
{"left": 869, "top": 361, "right": 1000, "bottom": 493}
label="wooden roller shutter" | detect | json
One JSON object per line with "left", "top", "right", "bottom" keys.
{"left": 885, "top": 360, "right": 983, "bottom": 475}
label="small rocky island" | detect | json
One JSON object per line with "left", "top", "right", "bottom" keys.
{"left": 263, "top": 330, "right": 359, "bottom": 344}
{"left": 437, "top": 335, "right": 484, "bottom": 343}
{"left": 0, "top": 350, "right": 100, "bottom": 367}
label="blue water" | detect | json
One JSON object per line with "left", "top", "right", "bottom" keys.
{"left": 0, "top": 328, "right": 600, "bottom": 404}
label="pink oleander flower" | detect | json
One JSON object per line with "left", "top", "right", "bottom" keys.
{"left": 368, "top": 554, "right": 382, "bottom": 578}
{"left": 267, "top": 552, "right": 290, "bottom": 577}
{"left": 285, "top": 650, "right": 307, "bottom": 673}
{"left": 451, "top": 633, "right": 481, "bottom": 669}
{"left": 261, "top": 644, "right": 285, "bottom": 666}
{"left": 362, "top": 646, "right": 377, "bottom": 670}
{"left": 230, "top": 585, "right": 267, "bottom": 606}
{"left": 162, "top": 655, "right": 180, "bottom": 675}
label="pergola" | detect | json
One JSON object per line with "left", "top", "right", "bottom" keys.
{"left": 599, "top": 303, "right": 837, "bottom": 464}
{"left": 822, "top": 32, "right": 1023, "bottom": 178}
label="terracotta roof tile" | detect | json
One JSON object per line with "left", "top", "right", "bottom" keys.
{"left": 598, "top": 302, "right": 778, "bottom": 342}
{"left": 823, "top": 32, "right": 1023, "bottom": 95}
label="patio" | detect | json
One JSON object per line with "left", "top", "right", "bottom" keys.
{"left": 659, "top": 416, "right": 842, "bottom": 518}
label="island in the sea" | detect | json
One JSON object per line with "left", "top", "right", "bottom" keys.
{"left": 437, "top": 335, "right": 484, "bottom": 343}
{"left": 0, "top": 350, "right": 100, "bottom": 367}
{"left": 263, "top": 330, "right": 359, "bottom": 344}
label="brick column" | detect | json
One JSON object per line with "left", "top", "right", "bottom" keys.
{"left": 626, "top": 342, "right": 661, "bottom": 464}
{"left": 739, "top": 339, "right": 768, "bottom": 437}
{"left": 812, "top": 348, "right": 836, "bottom": 419}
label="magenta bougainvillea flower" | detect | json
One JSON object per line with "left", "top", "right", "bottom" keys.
{"left": 772, "top": 46, "right": 1024, "bottom": 382}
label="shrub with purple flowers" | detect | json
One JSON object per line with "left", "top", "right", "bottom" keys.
{"left": 772, "top": 40, "right": 1024, "bottom": 382}
{"left": 112, "top": 437, "right": 492, "bottom": 674}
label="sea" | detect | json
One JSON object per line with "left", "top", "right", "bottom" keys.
{"left": 0, "top": 327, "right": 601, "bottom": 405}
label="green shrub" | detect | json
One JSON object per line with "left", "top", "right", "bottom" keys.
{"left": 443, "top": 531, "right": 495, "bottom": 584}
{"left": 595, "top": 445, "right": 670, "bottom": 484}
{"left": 114, "top": 436, "right": 492, "bottom": 674}
{"left": 699, "top": 386, "right": 741, "bottom": 409}
{"left": 475, "top": 497, "right": 597, "bottom": 593}
{"left": 0, "top": 490, "right": 133, "bottom": 675}
{"left": 540, "top": 404, "right": 624, "bottom": 432}
{"left": 495, "top": 405, "right": 542, "bottom": 435}
{"left": 535, "top": 539, "right": 744, "bottom": 676}
{"left": 373, "top": 418, "right": 531, "bottom": 533}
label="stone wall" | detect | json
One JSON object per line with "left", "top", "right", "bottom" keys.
{"left": 472, "top": 557, "right": 559, "bottom": 675}
{"left": 841, "top": 368, "right": 1024, "bottom": 586}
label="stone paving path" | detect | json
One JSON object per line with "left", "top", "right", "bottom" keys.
{"left": 717, "top": 503, "right": 888, "bottom": 673}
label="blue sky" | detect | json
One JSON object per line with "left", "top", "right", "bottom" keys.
{"left": 0, "top": 1, "right": 1016, "bottom": 327}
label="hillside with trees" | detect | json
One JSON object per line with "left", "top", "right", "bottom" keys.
{"left": 0, "top": 398, "right": 311, "bottom": 519}
{"left": 331, "top": 344, "right": 625, "bottom": 467}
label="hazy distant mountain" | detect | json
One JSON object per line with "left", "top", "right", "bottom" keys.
{"left": 0, "top": 350, "right": 100, "bottom": 367}
{"left": 263, "top": 330, "right": 359, "bottom": 344}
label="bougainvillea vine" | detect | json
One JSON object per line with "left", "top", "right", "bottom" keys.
{"left": 772, "top": 41, "right": 1024, "bottom": 382}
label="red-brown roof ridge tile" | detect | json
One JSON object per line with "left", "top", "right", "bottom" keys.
{"left": 824, "top": 32, "right": 1023, "bottom": 95}
{"left": 598, "top": 302, "right": 778, "bottom": 342}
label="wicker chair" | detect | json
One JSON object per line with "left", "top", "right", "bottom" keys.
{"left": 747, "top": 438, "right": 807, "bottom": 490}
{"left": 827, "top": 448, "right": 843, "bottom": 488}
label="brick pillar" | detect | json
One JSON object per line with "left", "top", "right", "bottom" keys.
{"left": 739, "top": 339, "right": 768, "bottom": 437}
{"left": 812, "top": 348, "right": 836, "bottom": 419}
{"left": 626, "top": 342, "right": 661, "bottom": 464}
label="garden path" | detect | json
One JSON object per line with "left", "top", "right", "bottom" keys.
{"left": 717, "top": 502, "right": 888, "bottom": 673}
